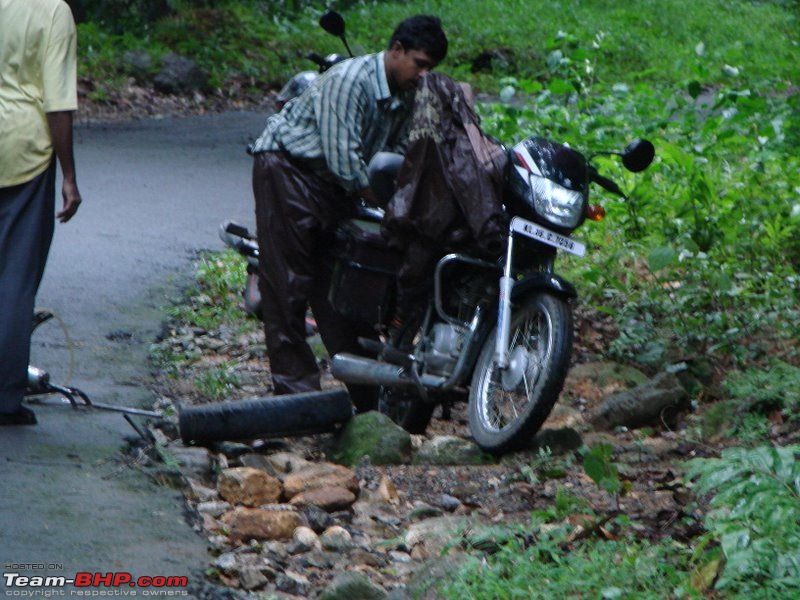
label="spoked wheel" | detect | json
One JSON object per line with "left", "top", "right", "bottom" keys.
{"left": 377, "top": 386, "right": 435, "bottom": 434}
{"left": 468, "top": 292, "right": 573, "bottom": 454}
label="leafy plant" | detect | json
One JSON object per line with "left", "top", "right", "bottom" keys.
{"left": 721, "top": 362, "right": 800, "bottom": 442}
{"left": 194, "top": 364, "right": 240, "bottom": 400}
{"left": 686, "top": 445, "right": 800, "bottom": 595}
{"left": 583, "top": 443, "right": 622, "bottom": 506}
{"left": 438, "top": 518, "right": 696, "bottom": 599}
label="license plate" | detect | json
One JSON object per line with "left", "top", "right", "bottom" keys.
{"left": 511, "top": 217, "right": 586, "bottom": 257}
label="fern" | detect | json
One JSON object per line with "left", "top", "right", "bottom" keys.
{"left": 686, "top": 445, "right": 800, "bottom": 594}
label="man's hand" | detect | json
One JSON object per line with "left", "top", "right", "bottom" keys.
{"left": 57, "top": 177, "right": 81, "bottom": 223}
{"left": 358, "top": 187, "right": 378, "bottom": 206}
{"left": 46, "top": 111, "right": 82, "bottom": 223}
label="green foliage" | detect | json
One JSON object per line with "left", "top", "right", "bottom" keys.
{"left": 686, "top": 445, "right": 800, "bottom": 595}
{"left": 438, "top": 518, "right": 697, "bottom": 599}
{"left": 194, "top": 364, "right": 240, "bottom": 400}
{"left": 583, "top": 443, "right": 621, "bottom": 496}
{"left": 721, "top": 362, "right": 800, "bottom": 441}
{"left": 166, "top": 250, "right": 250, "bottom": 332}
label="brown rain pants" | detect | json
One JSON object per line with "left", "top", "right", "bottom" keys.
{"left": 252, "top": 151, "right": 377, "bottom": 411}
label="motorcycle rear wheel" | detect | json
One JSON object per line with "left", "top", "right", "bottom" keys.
{"left": 468, "top": 292, "right": 573, "bottom": 454}
{"left": 377, "top": 387, "right": 435, "bottom": 434}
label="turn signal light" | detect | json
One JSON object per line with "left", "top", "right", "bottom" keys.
{"left": 586, "top": 204, "right": 606, "bottom": 221}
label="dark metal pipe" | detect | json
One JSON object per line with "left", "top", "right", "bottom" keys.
{"left": 179, "top": 389, "right": 353, "bottom": 445}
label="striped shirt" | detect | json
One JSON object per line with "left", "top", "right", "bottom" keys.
{"left": 250, "top": 52, "right": 414, "bottom": 193}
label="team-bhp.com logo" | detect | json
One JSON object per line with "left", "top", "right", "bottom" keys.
{"left": 4, "top": 571, "right": 189, "bottom": 596}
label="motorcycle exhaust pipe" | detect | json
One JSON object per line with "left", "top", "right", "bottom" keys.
{"left": 331, "top": 353, "right": 446, "bottom": 388}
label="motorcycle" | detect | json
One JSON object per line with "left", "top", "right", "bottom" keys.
{"left": 274, "top": 10, "right": 352, "bottom": 109}
{"left": 221, "top": 136, "right": 655, "bottom": 453}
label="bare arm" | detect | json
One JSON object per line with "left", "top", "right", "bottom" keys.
{"left": 46, "top": 110, "right": 82, "bottom": 223}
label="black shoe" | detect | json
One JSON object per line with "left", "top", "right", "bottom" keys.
{"left": 0, "top": 406, "right": 37, "bottom": 426}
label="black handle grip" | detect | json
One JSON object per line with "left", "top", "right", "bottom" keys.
{"left": 306, "top": 51, "right": 327, "bottom": 67}
{"left": 589, "top": 167, "right": 626, "bottom": 197}
{"left": 225, "top": 221, "right": 255, "bottom": 240}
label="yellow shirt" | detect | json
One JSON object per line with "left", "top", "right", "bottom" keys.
{"left": 0, "top": 0, "right": 78, "bottom": 187}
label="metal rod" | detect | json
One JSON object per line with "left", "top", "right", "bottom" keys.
{"left": 495, "top": 229, "right": 516, "bottom": 368}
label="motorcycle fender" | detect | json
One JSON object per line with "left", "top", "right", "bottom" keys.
{"left": 511, "top": 272, "right": 577, "bottom": 301}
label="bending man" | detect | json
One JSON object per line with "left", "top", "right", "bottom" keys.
{"left": 250, "top": 15, "right": 447, "bottom": 411}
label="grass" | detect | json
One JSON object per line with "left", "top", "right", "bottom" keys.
{"left": 77, "top": 0, "right": 799, "bottom": 99}
{"left": 438, "top": 517, "right": 698, "bottom": 599}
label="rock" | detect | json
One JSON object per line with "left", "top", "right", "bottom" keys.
{"left": 221, "top": 506, "right": 302, "bottom": 542}
{"left": 412, "top": 436, "right": 495, "bottom": 465}
{"left": 122, "top": 50, "right": 152, "bottom": 81}
{"left": 282, "top": 463, "right": 359, "bottom": 499}
{"left": 153, "top": 52, "right": 208, "bottom": 94}
{"left": 238, "top": 453, "right": 280, "bottom": 477}
{"left": 289, "top": 486, "right": 358, "bottom": 512}
{"left": 212, "top": 441, "right": 253, "bottom": 458}
{"left": 589, "top": 372, "right": 689, "bottom": 430}
{"left": 542, "top": 403, "right": 584, "bottom": 429}
{"left": 330, "top": 412, "right": 412, "bottom": 466}
{"left": 566, "top": 361, "right": 650, "bottom": 391}
{"left": 471, "top": 47, "right": 515, "bottom": 74}
{"left": 263, "top": 451, "right": 313, "bottom": 476}
{"left": 217, "top": 467, "right": 282, "bottom": 507}
{"left": 213, "top": 552, "right": 238, "bottom": 573}
{"left": 169, "top": 445, "right": 213, "bottom": 479}
{"left": 302, "top": 504, "right": 335, "bottom": 533}
{"left": 404, "top": 516, "right": 473, "bottom": 557}
{"left": 407, "top": 502, "right": 444, "bottom": 521}
{"left": 288, "top": 526, "right": 321, "bottom": 553}
{"left": 437, "top": 494, "right": 462, "bottom": 512}
{"left": 295, "top": 550, "right": 334, "bottom": 569}
{"left": 532, "top": 427, "right": 583, "bottom": 454}
{"left": 275, "top": 570, "right": 311, "bottom": 596}
{"left": 185, "top": 477, "right": 218, "bottom": 502}
{"left": 319, "top": 571, "right": 388, "bottom": 600}
{"left": 320, "top": 525, "right": 354, "bottom": 552}
{"left": 197, "top": 500, "right": 232, "bottom": 518}
{"left": 377, "top": 474, "right": 400, "bottom": 504}
{"left": 238, "top": 565, "right": 268, "bottom": 591}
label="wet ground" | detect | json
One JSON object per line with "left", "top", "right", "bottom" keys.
{"left": 0, "top": 110, "right": 270, "bottom": 593}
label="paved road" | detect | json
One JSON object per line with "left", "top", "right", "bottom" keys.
{"left": 0, "top": 111, "right": 268, "bottom": 594}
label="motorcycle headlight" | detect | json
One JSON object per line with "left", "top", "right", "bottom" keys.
{"left": 526, "top": 172, "right": 586, "bottom": 229}
{"left": 509, "top": 137, "right": 589, "bottom": 231}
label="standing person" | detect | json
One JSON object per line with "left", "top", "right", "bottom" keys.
{"left": 0, "top": 0, "right": 83, "bottom": 425}
{"left": 250, "top": 15, "right": 447, "bottom": 412}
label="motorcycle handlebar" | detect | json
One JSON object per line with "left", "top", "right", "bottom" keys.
{"left": 589, "top": 166, "right": 625, "bottom": 198}
{"left": 219, "top": 221, "right": 259, "bottom": 261}
{"left": 224, "top": 221, "right": 255, "bottom": 240}
{"left": 306, "top": 52, "right": 328, "bottom": 68}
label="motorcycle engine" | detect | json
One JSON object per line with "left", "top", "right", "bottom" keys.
{"left": 424, "top": 323, "right": 463, "bottom": 376}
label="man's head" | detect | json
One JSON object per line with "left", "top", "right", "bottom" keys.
{"left": 385, "top": 15, "right": 448, "bottom": 92}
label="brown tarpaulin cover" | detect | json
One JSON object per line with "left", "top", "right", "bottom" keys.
{"left": 381, "top": 73, "right": 508, "bottom": 320}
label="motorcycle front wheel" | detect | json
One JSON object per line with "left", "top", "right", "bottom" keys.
{"left": 468, "top": 292, "right": 573, "bottom": 454}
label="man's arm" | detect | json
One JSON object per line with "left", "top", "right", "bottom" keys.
{"left": 46, "top": 110, "right": 82, "bottom": 223}
{"left": 316, "top": 63, "right": 372, "bottom": 194}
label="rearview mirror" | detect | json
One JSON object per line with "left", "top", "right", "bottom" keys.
{"left": 621, "top": 139, "right": 655, "bottom": 172}
{"left": 319, "top": 10, "right": 345, "bottom": 38}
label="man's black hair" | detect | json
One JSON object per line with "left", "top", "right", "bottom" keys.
{"left": 389, "top": 15, "right": 448, "bottom": 63}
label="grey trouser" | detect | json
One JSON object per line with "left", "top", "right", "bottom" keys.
{"left": 0, "top": 163, "right": 55, "bottom": 413}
